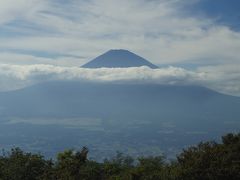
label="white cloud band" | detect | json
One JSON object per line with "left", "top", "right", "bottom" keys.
{"left": 0, "top": 64, "right": 239, "bottom": 96}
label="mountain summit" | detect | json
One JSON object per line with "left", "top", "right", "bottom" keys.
{"left": 82, "top": 49, "right": 158, "bottom": 68}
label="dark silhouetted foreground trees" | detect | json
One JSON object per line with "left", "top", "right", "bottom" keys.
{"left": 0, "top": 133, "right": 239, "bottom": 180}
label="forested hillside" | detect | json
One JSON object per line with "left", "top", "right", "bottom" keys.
{"left": 0, "top": 133, "right": 239, "bottom": 180}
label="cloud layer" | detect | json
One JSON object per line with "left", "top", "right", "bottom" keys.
{"left": 0, "top": 64, "right": 239, "bottom": 96}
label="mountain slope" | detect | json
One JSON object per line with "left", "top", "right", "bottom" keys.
{"left": 0, "top": 81, "right": 239, "bottom": 122}
{"left": 0, "top": 81, "right": 239, "bottom": 159}
{"left": 82, "top": 49, "right": 158, "bottom": 68}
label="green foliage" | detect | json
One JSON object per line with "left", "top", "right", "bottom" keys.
{"left": 0, "top": 148, "right": 49, "bottom": 180}
{"left": 102, "top": 152, "right": 135, "bottom": 179}
{"left": 0, "top": 133, "right": 239, "bottom": 179}
{"left": 55, "top": 146, "right": 90, "bottom": 180}
{"left": 177, "top": 133, "right": 240, "bottom": 180}
{"left": 133, "top": 156, "right": 169, "bottom": 180}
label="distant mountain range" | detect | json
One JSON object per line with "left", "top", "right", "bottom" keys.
{"left": 82, "top": 49, "right": 158, "bottom": 68}
{"left": 0, "top": 49, "right": 239, "bottom": 159}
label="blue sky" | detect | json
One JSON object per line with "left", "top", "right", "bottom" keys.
{"left": 0, "top": 0, "right": 239, "bottom": 96}
{"left": 187, "top": 0, "right": 240, "bottom": 30}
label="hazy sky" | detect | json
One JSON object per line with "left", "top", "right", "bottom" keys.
{"left": 0, "top": 0, "right": 240, "bottom": 96}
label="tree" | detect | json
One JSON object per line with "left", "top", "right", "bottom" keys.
{"left": 102, "top": 152, "right": 134, "bottom": 179}
{"left": 132, "top": 156, "right": 171, "bottom": 180}
{"left": 0, "top": 148, "right": 49, "bottom": 180}
{"left": 177, "top": 133, "right": 240, "bottom": 180}
{"left": 55, "top": 146, "right": 92, "bottom": 179}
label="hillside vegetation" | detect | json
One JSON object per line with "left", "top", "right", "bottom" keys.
{"left": 0, "top": 133, "right": 239, "bottom": 180}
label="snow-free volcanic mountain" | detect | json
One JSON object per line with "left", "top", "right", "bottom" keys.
{"left": 82, "top": 49, "right": 158, "bottom": 68}
{"left": 0, "top": 49, "right": 239, "bottom": 159}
